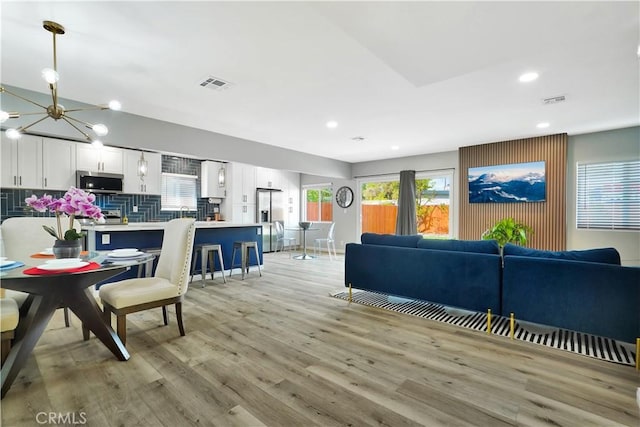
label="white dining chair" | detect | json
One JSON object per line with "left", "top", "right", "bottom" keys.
{"left": 99, "top": 218, "right": 196, "bottom": 345}
{"left": 313, "top": 222, "right": 337, "bottom": 260}
{"left": 1, "top": 297, "right": 19, "bottom": 365}
{"left": 1, "top": 216, "right": 81, "bottom": 326}
{"left": 274, "top": 220, "right": 296, "bottom": 257}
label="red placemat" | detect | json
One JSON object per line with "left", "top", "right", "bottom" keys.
{"left": 30, "top": 251, "right": 89, "bottom": 259}
{"left": 24, "top": 261, "right": 101, "bottom": 275}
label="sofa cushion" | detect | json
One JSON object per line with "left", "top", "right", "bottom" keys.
{"left": 360, "top": 233, "right": 422, "bottom": 248}
{"left": 503, "top": 243, "right": 621, "bottom": 265}
{"left": 417, "top": 238, "right": 500, "bottom": 255}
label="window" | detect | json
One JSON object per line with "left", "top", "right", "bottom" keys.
{"left": 576, "top": 160, "right": 640, "bottom": 230}
{"left": 359, "top": 171, "right": 453, "bottom": 237}
{"left": 161, "top": 173, "right": 197, "bottom": 211}
{"left": 303, "top": 184, "right": 333, "bottom": 222}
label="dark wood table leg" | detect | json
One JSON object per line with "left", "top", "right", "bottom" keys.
{"left": 63, "top": 288, "right": 130, "bottom": 362}
{"left": 0, "top": 267, "right": 129, "bottom": 399}
{"left": 1, "top": 295, "right": 59, "bottom": 398}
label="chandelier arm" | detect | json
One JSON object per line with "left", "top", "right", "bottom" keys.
{"left": 11, "top": 112, "right": 49, "bottom": 117}
{"left": 60, "top": 116, "right": 92, "bottom": 141}
{"left": 17, "top": 115, "right": 52, "bottom": 133}
{"left": 64, "top": 114, "right": 95, "bottom": 128}
{"left": 0, "top": 87, "right": 49, "bottom": 110}
{"left": 64, "top": 106, "right": 109, "bottom": 113}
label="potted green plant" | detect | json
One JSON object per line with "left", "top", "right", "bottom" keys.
{"left": 481, "top": 217, "right": 532, "bottom": 249}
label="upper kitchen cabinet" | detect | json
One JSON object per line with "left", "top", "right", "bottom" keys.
{"left": 228, "top": 162, "right": 256, "bottom": 205}
{"left": 1, "top": 134, "right": 42, "bottom": 189}
{"left": 123, "top": 150, "right": 161, "bottom": 195}
{"left": 256, "top": 166, "right": 282, "bottom": 190}
{"left": 201, "top": 160, "right": 226, "bottom": 198}
{"left": 76, "top": 143, "right": 124, "bottom": 174}
{"left": 42, "top": 137, "right": 76, "bottom": 190}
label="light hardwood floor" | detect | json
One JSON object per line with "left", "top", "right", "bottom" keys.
{"left": 2, "top": 252, "right": 639, "bottom": 426}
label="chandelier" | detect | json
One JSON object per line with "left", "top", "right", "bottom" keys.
{"left": 0, "top": 20, "right": 120, "bottom": 145}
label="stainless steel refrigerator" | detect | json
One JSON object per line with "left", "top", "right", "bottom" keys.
{"left": 256, "top": 188, "right": 284, "bottom": 253}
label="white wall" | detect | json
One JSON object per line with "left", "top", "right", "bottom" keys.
{"left": 299, "top": 174, "right": 359, "bottom": 254}
{"left": 567, "top": 126, "right": 640, "bottom": 265}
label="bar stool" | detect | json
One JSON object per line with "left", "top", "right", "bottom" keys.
{"left": 230, "top": 241, "right": 262, "bottom": 280}
{"left": 190, "top": 244, "right": 227, "bottom": 286}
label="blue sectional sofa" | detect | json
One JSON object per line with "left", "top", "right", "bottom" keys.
{"left": 344, "top": 233, "right": 503, "bottom": 313}
{"left": 502, "top": 244, "right": 640, "bottom": 343}
{"left": 345, "top": 233, "right": 640, "bottom": 343}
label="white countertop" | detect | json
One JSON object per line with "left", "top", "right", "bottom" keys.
{"left": 83, "top": 221, "right": 261, "bottom": 232}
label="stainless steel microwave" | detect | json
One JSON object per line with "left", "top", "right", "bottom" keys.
{"left": 76, "top": 170, "right": 124, "bottom": 194}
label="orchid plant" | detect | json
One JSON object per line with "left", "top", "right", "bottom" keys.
{"left": 25, "top": 187, "right": 104, "bottom": 241}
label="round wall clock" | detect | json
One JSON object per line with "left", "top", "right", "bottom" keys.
{"left": 336, "top": 186, "right": 354, "bottom": 208}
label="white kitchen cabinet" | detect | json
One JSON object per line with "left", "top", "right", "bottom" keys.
{"left": 123, "top": 150, "right": 161, "bottom": 194}
{"left": 41, "top": 138, "right": 76, "bottom": 190}
{"left": 282, "top": 171, "right": 300, "bottom": 226}
{"left": 76, "top": 143, "right": 124, "bottom": 173}
{"left": 201, "top": 160, "right": 226, "bottom": 198}
{"left": 231, "top": 202, "right": 256, "bottom": 224}
{"left": 256, "top": 166, "right": 282, "bottom": 190}
{"left": 1, "top": 134, "right": 42, "bottom": 189}
{"left": 224, "top": 162, "right": 257, "bottom": 223}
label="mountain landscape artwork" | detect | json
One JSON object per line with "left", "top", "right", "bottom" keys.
{"left": 468, "top": 161, "right": 546, "bottom": 203}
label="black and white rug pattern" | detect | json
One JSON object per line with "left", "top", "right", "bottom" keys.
{"left": 330, "top": 289, "right": 637, "bottom": 367}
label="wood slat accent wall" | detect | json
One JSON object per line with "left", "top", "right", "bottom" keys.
{"left": 459, "top": 134, "right": 567, "bottom": 250}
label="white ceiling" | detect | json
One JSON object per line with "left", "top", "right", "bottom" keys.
{"left": 1, "top": 1, "right": 638, "bottom": 163}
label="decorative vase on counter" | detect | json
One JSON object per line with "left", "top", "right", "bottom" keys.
{"left": 53, "top": 239, "right": 82, "bottom": 259}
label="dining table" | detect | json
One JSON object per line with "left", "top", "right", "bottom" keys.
{"left": 0, "top": 251, "right": 154, "bottom": 398}
{"left": 286, "top": 225, "right": 318, "bottom": 260}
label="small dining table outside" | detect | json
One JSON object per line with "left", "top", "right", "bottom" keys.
{"left": 0, "top": 251, "right": 154, "bottom": 398}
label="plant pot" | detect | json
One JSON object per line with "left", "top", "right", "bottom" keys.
{"left": 53, "top": 239, "right": 82, "bottom": 259}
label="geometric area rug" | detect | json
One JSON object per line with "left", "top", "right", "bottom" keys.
{"left": 330, "top": 289, "right": 637, "bottom": 367}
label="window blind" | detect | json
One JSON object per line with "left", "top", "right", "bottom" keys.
{"left": 161, "top": 173, "right": 197, "bottom": 211}
{"left": 576, "top": 160, "right": 640, "bottom": 230}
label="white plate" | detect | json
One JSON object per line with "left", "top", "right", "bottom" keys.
{"left": 0, "top": 259, "right": 17, "bottom": 267}
{"left": 45, "top": 258, "right": 83, "bottom": 265}
{"left": 107, "top": 251, "right": 145, "bottom": 258}
{"left": 39, "top": 248, "right": 54, "bottom": 255}
{"left": 111, "top": 248, "right": 139, "bottom": 253}
{"left": 37, "top": 261, "right": 89, "bottom": 271}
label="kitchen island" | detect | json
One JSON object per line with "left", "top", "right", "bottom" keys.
{"left": 83, "top": 221, "right": 263, "bottom": 282}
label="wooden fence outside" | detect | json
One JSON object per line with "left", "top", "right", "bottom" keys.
{"left": 362, "top": 204, "right": 450, "bottom": 235}
{"left": 305, "top": 202, "right": 333, "bottom": 222}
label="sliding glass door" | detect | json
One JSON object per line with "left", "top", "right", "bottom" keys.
{"left": 359, "top": 171, "right": 453, "bottom": 238}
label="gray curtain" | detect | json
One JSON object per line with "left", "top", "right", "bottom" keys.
{"left": 396, "top": 170, "right": 417, "bottom": 235}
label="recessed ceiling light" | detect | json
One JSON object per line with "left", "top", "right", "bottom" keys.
{"left": 519, "top": 72, "right": 539, "bottom": 83}
{"left": 326, "top": 120, "right": 338, "bottom": 129}
{"left": 537, "top": 122, "right": 550, "bottom": 129}
{"left": 391, "top": 145, "right": 399, "bottom": 151}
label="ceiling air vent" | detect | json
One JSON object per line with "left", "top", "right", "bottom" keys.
{"left": 542, "top": 95, "right": 566, "bottom": 105}
{"left": 198, "top": 75, "right": 232, "bottom": 91}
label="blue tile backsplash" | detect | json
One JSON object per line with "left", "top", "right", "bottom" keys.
{"left": 1, "top": 155, "right": 217, "bottom": 222}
